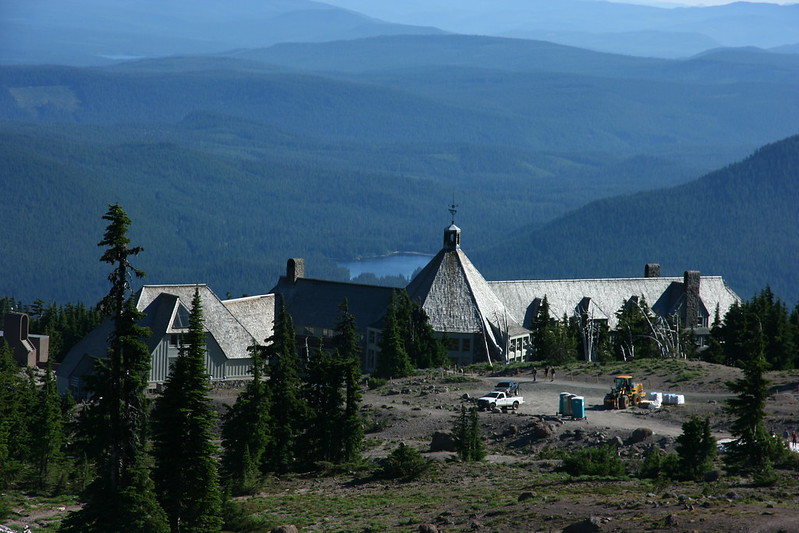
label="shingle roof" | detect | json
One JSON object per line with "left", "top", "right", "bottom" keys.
{"left": 489, "top": 276, "right": 740, "bottom": 330}
{"left": 138, "top": 285, "right": 260, "bottom": 359}
{"left": 270, "top": 276, "right": 396, "bottom": 334}
{"left": 406, "top": 248, "right": 529, "bottom": 341}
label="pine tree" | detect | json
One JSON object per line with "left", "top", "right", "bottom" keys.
{"left": 395, "top": 291, "right": 448, "bottom": 369}
{"left": 61, "top": 203, "right": 168, "bottom": 533}
{"left": 305, "top": 343, "right": 343, "bottom": 464}
{"left": 675, "top": 416, "right": 716, "bottom": 481}
{"left": 452, "top": 405, "right": 485, "bottom": 462}
{"left": 31, "top": 361, "right": 68, "bottom": 493}
{"left": 220, "top": 344, "right": 270, "bottom": 494}
{"left": 723, "top": 316, "right": 781, "bottom": 477}
{"left": 0, "top": 340, "right": 28, "bottom": 488}
{"left": 151, "top": 288, "right": 222, "bottom": 532}
{"left": 333, "top": 300, "right": 364, "bottom": 463}
{"left": 375, "top": 291, "right": 414, "bottom": 379}
{"left": 263, "top": 299, "right": 307, "bottom": 473}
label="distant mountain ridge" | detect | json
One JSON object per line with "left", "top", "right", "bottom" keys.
{"left": 473, "top": 135, "right": 799, "bottom": 304}
{"left": 2, "top": 0, "right": 798, "bottom": 66}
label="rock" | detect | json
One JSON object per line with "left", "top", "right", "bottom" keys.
{"left": 430, "top": 431, "right": 456, "bottom": 452}
{"left": 562, "top": 515, "right": 604, "bottom": 532}
{"left": 271, "top": 526, "right": 298, "bottom": 533}
{"left": 629, "top": 427, "right": 653, "bottom": 443}
{"left": 530, "top": 421, "right": 554, "bottom": 438}
{"left": 608, "top": 436, "right": 624, "bottom": 448}
{"left": 518, "top": 491, "right": 536, "bottom": 502}
{"left": 419, "top": 524, "right": 439, "bottom": 533}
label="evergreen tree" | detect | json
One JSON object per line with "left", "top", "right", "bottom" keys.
{"left": 723, "top": 316, "right": 781, "bottom": 477}
{"left": 675, "top": 416, "right": 716, "bottom": 481}
{"left": 263, "top": 299, "right": 307, "bottom": 473}
{"left": 31, "top": 361, "right": 68, "bottom": 493}
{"left": 151, "top": 288, "right": 222, "bottom": 532}
{"left": 531, "top": 296, "right": 554, "bottom": 360}
{"left": 61, "top": 204, "right": 168, "bottom": 533}
{"left": 333, "top": 300, "right": 364, "bottom": 463}
{"left": 0, "top": 340, "right": 28, "bottom": 488}
{"left": 395, "top": 291, "right": 448, "bottom": 369}
{"left": 305, "top": 343, "right": 343, "bottom": 464}
{"left": 613, "top": 296, "right": 658, "bottom": 360}
{"left": 375, "top": 291, "right": 414, "bottom": 379}
{"left": 220, "top": 344, "right": 270, "bottom": 494}
{"left": 452, "top": 405, "right": 485, "bottom": 462}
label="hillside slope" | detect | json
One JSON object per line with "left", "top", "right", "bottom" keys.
{"left": 474, "top": 135, "right": 799, "bottom": 303}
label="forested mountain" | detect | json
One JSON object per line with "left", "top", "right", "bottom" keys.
{"left": 1, "top": 32, "right": 798, "bottom": 305}
{"left": 473, "top": 135, "right": 799, "bottom": 304}
{"left": 0, "top": 0, "right": 444, "bottom": 67}
{"left": 322, "top": 0, "right": 799, "bottom": 58}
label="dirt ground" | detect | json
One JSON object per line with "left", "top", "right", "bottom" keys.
{"left": 5, "top": 362, "right": 799, "bottom": 532}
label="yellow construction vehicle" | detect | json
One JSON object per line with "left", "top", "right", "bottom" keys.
{"left": 603, "top": 375, "right": 645, "bottom": 409}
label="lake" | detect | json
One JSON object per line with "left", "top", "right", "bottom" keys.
{"left": 338, "top": 253, "right": 433, "bottom": 280}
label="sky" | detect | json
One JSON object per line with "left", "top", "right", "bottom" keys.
{"left": 623, "top": 0, "right": 797, "bottom": 5}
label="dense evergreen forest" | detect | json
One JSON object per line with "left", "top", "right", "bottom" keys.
{"left": 475, "top": 135, "right": 799, "bottom": 303}
{"left": 2, "top": 35, "right": 798, "bottom": 304}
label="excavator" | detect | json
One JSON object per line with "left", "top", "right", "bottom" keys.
{"left": 603, "top": 375, "right": 646, "bottom": 409}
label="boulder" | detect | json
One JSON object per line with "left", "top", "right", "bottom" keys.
{"left": 430, "top": 431, "right": 456, "bottom": 452}
{"left": 629, "top": 427, "right": 653, "bottom": 444}
{"left": 271, "top": 526, "right": 298, "bottom": 533}
{"left": 419, "top": 524, "right": 439, "bottom": 533}
{"left": 562, "top": 516, "right": 604, "bottom": 532}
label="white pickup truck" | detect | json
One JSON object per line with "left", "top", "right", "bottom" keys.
{"left": 476, "top": 391, "right": 524, "bottom": 411}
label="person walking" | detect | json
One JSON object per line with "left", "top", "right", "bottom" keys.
{"left": 532, "top": 366, "right": 537, "bottom": 382}
{"left": 550, "top": 367, "right": 555, "bottom": 382}
{"left": 544, "top": 366, "right": 550, "bottom": 380}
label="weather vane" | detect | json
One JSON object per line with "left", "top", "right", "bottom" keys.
{"left": 448, "top": 199, "right": 458, "bottom": 224}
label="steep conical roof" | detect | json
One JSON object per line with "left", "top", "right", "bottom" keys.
{"left": 406, "top": 223, "right": 528, "bottom": 360}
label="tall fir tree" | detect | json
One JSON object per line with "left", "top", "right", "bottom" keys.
{"left": 375, "top": 291, "right": 414, "bottom": 379}
{"left": 0, "top": 340, "right": 29, "bottom": 488}
{"left": 220, "top": 344, "right": 270, "bottom": 494}
{"left": 31, "top": 361, "right": 68, "bottom": 493}
{"left": 60, "top": 203, "right": 168, "bottom": 533}
{"left": 395, "top": 291, "right": 448, "bottom": 369}
{"left": 305, "top": 343, "right": 343, "bottom": 464}
{"left": 263, "top": 299, "right": 307, "bottom": 472}
{"left": 452, "top": 405, "right": 486, "bottom": 462}
{"left": 151, "top": 288, "right": 222, "bottom": 532}
{"left": 333, "top": 301, "right": 364, "bottom": 463}
{"left": 723, "top": 315, "right": 781, "bottom": 477}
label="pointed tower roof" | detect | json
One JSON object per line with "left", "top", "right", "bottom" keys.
{"left": 406, "top": 211, "right": 528, "bottom": 361}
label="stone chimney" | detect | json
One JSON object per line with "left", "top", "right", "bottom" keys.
{"left": 684, "top": 270, "right": 701, "bottom": 328}
{"left": 644, "top": 263, "right": 661, "bottom": 278}
{"left": 287, "top": 258, "right": 305, "bottom": 284}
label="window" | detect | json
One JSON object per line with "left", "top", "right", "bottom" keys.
{"left": 448, "top": 338, "right": 459, "bottom": 351}
{"left": 169, "top": 334, "right": 179, "bottom": 347}
{"left": 462, "top": 338, "right": 471, "bottom": 352}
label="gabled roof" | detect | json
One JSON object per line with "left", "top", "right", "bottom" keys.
{"left": 270, "top": 276, "right": 396, "bottom": 334}
{"left": 57, "top": 284, "right": 267, "bottom": 391}
{"left": 223, "top": 294, "right": 276, "bottom": 346}
{"left": 137, "top": 285, "right": 262, "bottom": 359}
{"left": 406, "top": 247, "right": 528, "bottom": 339}
{"left": 489, "top": 276, "right": 739, "bottom": 330}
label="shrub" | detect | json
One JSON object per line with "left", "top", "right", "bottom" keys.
{"left": 367, "top": 377, "right": 388, "bottom": 390}
{"left": 637, "top": 447, "right": 679, "bottom": 480}
{"left": 379, "top": 443, "right": 431, "bottom": 480}
{"left": 561, "top": 445, "right": 625, "bottom": 477}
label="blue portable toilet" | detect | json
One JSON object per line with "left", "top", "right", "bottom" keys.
{"left": 571, "top": 396, "right": 585, "bottom": 419}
